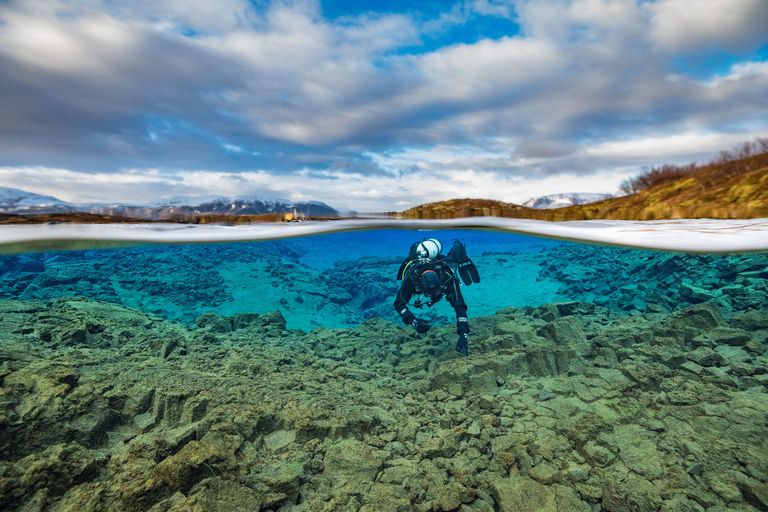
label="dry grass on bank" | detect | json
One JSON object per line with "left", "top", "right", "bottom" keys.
{"left": 400, "top": 143, "right": 768, "bottom": 221}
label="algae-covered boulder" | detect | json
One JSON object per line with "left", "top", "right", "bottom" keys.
{"left": 323, "top": 439, "right": 388, "bottom": 492}
{"left": 679, "top": 283, "right": 716, "bottom": 303}
{"left": 252, "top": 459, "right": 304, "bottom": 506}
{"left": 152, "top": 439, "right": 233, "bottom": 494}
{"left": 36, "top": 297, "right": 186, "bottom": 350}
{"left": 670, "top": 303, "right": 726, "bottom": 332}
{"left": 493, "top": 321, "right": 536, "bottom": 347}
{"left": 543, "top": 316, "right": 591, "bottom": 358}
{"left": 429, "top": 360, "right": 474, "bottom": 393}
{"left": 149, "top": 479, "right": 263, "bottom": 512}
{"left": 730, "top": 310, "right": 768, "bottom": 331}
{"left": 490, "top": 476, "right": 590, "bottom": 512}
{"left": 195, "top": 312, "right": 232, "bottom": 333}
{"left": 263, "top": 430, "right": 296, "bottom": 452}
{"left": 232, "top": 312, "right": 260, "bottom": 330}
{"left": 602, "top": 474, "right": 662, "bottom": 512}
{"left": 709, "top": 327, "right": 752, "bottom": 347}
{"left": 0, "top": 442, "right": 98, "bottom": 510}
{"left": 535, "top": 303, "right": 562, "bottom": 322}
{"left": 259, "top": 310, "right": 288, "bottom": 331}
{"left": 525, "top": 346, "right": 558, "bottom": 377}
{"left": 602, "top": 425, "right": 663, "bottom": 479}
{"left": 686, "top": 346, "right": 727, "bottom": 367}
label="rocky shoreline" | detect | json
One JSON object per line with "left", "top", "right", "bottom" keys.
{"left": 1, "top": 291, "right": 767, "bottom": 511}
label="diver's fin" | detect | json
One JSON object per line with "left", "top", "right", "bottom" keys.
{"left": 447, "top": 240, "right": 467, "bottom": 263}
{"left": 457, "top": 260, "right": 480, "bottom": 285}
{"left": 457, "top": 263, "right": 472, "bottom": 285}
{"left": 466, "top": 260, "right": 480, "bottom": 283}
{"left": 450, "top": 240, "right": 480, "bottom": 285}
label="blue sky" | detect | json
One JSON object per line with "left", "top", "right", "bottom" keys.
{"left": 0, "top": 0, "right": 767, "bottom": 212}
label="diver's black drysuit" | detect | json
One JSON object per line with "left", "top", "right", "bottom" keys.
{"left": 393, "top": 256, "right": 469, "bottom": 337}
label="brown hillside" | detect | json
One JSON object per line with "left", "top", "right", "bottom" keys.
{"left": 0, "top": 213, "right": 164, "bottom": 225}
{"left": 400, "top": 150, "right": 768, "bottom": 221}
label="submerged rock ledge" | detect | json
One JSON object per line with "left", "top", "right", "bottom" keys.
{"left": 1, "top": 296, "right": 767, "bottom": 511}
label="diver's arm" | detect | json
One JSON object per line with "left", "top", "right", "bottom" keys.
{"left": 454, "top": 305, "right": 469, "bottom": 335}
{"left": 446, "top": 278, "right": 469, "bottom": 335}
{"left": 394, "top": 281, "right": 416, "bottom": 325}
{"left": 451, "top": 289, "right": 470, "bottom": 356}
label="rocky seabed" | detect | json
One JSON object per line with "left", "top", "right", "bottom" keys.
{"left": 1, "top": 288, "right": 767, "bottom": 512}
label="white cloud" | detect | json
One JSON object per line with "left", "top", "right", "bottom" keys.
{"left": 468, "top": 0, "right": 516, "bottom": 18}
{"left": 584, "top": 132, "right": 759, "bottom": 158}
{"left": 413, "top": 36, "right": 563, "bottom": 102}
{"left": 708, "top": 60, "right": 768, "bottom": 86}
{"left": 0, "top": 12, "right": 136, "bottom": 73}
{"left": 649, "top": 0, "right": 768, "bottom": 52}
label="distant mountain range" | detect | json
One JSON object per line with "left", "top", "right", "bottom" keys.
{"left": 0, "top": 187, "right": 338, "bottom": 219}
{"left": 0, "top": 187, "right": 74, "bottom": 213}
{"left": 523, "top": 193, "right": 613, "bottom": 209}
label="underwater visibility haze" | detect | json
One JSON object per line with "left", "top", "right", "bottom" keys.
{"left": 0, "top": 224, "right": 767, "bottom": 511}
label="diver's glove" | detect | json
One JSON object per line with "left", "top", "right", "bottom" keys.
{"left": 455, "top": 333, "right": 469, "bottom": 356}
{"left": 411, "top": 318, "right": 431, "bottom": 334}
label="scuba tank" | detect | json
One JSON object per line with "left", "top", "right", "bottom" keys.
{"left": 415, "top": 238, "right": 442, "bottom": 260}
{"left": 397, "top": 238, "right": 443, "bottom": 281}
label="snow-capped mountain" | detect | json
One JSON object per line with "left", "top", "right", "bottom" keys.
{"left": 523, "top": 193, "right": 613, "bottom": 209}
{"left": 145, "top": 195, "right": 233, "bottom": 208}
{"left": 0, "top": 187, "right": 338, "bottom": 218}
{"left": 0, "top": 186, "right": 80, "bottom": 213}
{"left": 98, "top": 195, "right": 338, "bottom": 218}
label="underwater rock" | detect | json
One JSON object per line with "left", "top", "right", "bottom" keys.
{"left": 679, "top": 283, "right": 716, "bottom": 303}
{"left": 260, "top": 309, "right": 287, "bottom": 328}
{"left": 263, "top": 430, "right": 296, "bottom": 452}
{"left": 687, "top": 346, "right": 728, "bottom": 367}
{"left": 602, "top": 474, "right": 663, "bottom": 512}
{"left": 152, "top": 438, "right": 234, "bottom": 494}
{"left": 0, "top": 442, "right": 98, "bottom": 510}
{"left": 730, "top": 310, "right": 768, "bottom": 331}
{"left": 324, "top": 439, "right": 388, "bottom": 492}
{"left": 232, "top": 312, "right": 260, "bottom": 330}
{"left": 542, "top": 316, "right": 590, "bottom": 356}
{"left": 670, "top": 303, "right": 726, "bottom": 332}
{"left": 492, "top": 321, "right": 535, "bottom": 345}
{"left": 195, "top": 312, "right": 232, "bottom": 332}
{"left": 489, "top": 476, "right": 589, "bottom": 512}
{"left": 709, "top": 327, "right": 752, "bottom": 347}
{"left": 0, "top": 294, "right": 767, "bottom": 511}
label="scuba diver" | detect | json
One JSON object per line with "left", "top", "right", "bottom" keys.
{"left": 394, "top": 238, "right": 480, "bottom": 356}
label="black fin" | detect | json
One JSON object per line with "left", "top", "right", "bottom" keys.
{"left": 458, "top": 263, "right": 472, "bottom": 286}
{"left": 448, "top": 240, "right": 467, "bottom": 263}
{"left": 457, "top": 260, "right": 480, "bottom": 285}
{"left": 451, "top": 240, "right": 480, "bottom": 285}
{"left": 466, "top": 260, "right": 480, "bottom": 283}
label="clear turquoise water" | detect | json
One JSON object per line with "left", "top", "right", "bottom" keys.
{"left": 1, "top": 228, "right": 765, "bottom": 331}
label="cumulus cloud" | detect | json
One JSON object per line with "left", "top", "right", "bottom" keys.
{"left": 649, "top": 0, "right": 768, "bottom": 53}
{"left": 0, "top": 0, "right": 766, "bottom": 210}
